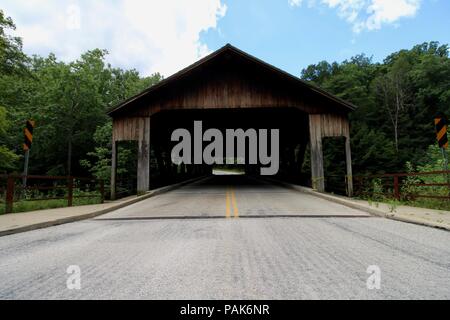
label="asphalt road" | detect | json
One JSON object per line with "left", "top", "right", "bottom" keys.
{"left": 0, "top": 175, "right": 449, "bottom": 299}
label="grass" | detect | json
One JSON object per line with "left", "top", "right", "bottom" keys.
{"left": 403, "top": 198, "right": 450, "bottom": 211}
{"left": 0, "top": 196, "right": 102, "bottom": 215}
{"left": 360, "top": 194, "right": 450, "bottom": 212}
{"left": 371, "top": 198, "right": 450, "bottom": 212}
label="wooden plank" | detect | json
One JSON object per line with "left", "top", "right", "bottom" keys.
{"left": 309, "top": 114, "right": 325, "bottom": 192}
{"left": 345, "top": 136, "right": 353, "bottom": 197}
{"left": 119, "top": 67, "right": 345, "bottom": 116}
{"left": 319, "top": 114, "right": 348, "bottom": 137}
{"left": 114, "top": 117, "right": 147, "bottom": 141}
{"left": 137, "top": 117, "right": 150, "bottom": 193}
{"left": 110, "top": 140, "right": 117, "bottom": 200}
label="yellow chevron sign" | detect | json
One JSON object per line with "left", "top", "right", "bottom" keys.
{"left": 23, "top": 120, "right": 35, "bottom": 151}
{"left": 435, "top": 115, "right": 448, "bottom": 149}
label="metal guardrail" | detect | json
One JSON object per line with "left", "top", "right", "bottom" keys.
{"left": 352, "top": 170, "right": 450, "bottom": 201}
{"left": 0, "top": 175, "right": 105, "bottom": 214}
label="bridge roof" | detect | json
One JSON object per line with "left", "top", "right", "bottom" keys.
{"left": 107, "top": 44, "right": 356, "bottom": 117}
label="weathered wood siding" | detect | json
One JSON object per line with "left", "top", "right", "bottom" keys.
{"left": 112, "top": 54, "right": 350, "bottom": 118}
{"left": 309, "top": 114, "right": 350, "bottom": 138}
{"left": 137, "top": 117, "right": 150, "bottom": 193}
{"left": 113, "top": 117, "right": 147, "bottom": 142}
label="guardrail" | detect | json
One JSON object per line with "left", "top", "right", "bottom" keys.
{"left": 0, "top": 175, "right": 105, "bottom": 214}
{"left": 353, "top": 170, "right": 450, "bottom": 201}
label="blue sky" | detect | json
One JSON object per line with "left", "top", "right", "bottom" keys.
{"left": 201, "top": 0, "right": 450, "bottom": 76}
{"left": 1, "top": 0, "right": 449, "bottom": 77}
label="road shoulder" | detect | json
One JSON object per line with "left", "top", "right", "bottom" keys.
{"left": 262, "top": 177, "right": 450, "bottom": 232}
{"left": 0, "top": 176, "right": 209, "bottom": 237}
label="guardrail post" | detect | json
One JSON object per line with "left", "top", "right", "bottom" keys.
{"left": 5, "top": 175, "right": 15, "bottom": 214}
{"left": 99, "top": 179, "right": 105, "bottom": 204}
{"left": 67, "top": 176, "right": 74, "bottom": 207}
{"left": 393, "top": 175, "right": 400, "bottom": 200}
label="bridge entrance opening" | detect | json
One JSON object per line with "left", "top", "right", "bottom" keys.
{"left": 150, "top": 107, "right": 310, "bottom": 185}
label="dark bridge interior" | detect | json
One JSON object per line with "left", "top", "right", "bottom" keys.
{"left": 152, "top": 107, "right": 308, "bottom": 180}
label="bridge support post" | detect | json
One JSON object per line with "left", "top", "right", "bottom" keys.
{"left": 137, "top": 117, "right": 151, "bottom": 194}
{"left": 110, "top": 140, "right": 118, "bottom": 200}
{"left": 309, "top": 115, "right": 325, "bottom": 192}
{"left": 345, "top": 136, "right": 353, "bottom": 197}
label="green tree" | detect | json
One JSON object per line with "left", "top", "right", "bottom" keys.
{"left": 374, "top": 54, "right": 412, "bottom": 152}
{"left": 26, "top": 50, "right": 109, "bottom": 175}
{"left": 0, "top": 106, "right": 20, "bottom": 172}
{"left": 0, "top": 9, "right": 28, "bottom": 75}
{"left": 80, "top": 122, "right": 137, "bottom": 181}
{"left": 80, "top": 72, "right": 162, "bottom": 179}
{"left": 301, "top": 42, "right": 450, "bottom": 176}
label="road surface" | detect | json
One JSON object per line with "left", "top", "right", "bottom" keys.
{"left": 0, "top": 175, "right": 449, "bottom": 299}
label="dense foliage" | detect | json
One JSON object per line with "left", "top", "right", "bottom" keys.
{"left": 301, "top": 42, "right": 450, "bottom": 175}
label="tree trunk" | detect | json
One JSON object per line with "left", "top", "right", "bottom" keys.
{"left": 67, "top": 99, "right": 76, "bottom": 177}
{"left": 67, "top": 133, "right": 72, "bottom": 176}
{"left": 394, "top": 123, "right": 399, "bottom": 152}
{"left": 394, "top": 88, "right": 401, "bottom": 152}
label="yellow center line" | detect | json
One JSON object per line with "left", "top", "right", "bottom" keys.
{"left": 225, "top": 187, "right": 231, "bottom": 218}
{"left": 230, "top": 187, "right": 239, "bottom": 218}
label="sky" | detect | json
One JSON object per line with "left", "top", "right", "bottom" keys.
{"left": 1, "top": 0, "right": 449, "bottom": 77}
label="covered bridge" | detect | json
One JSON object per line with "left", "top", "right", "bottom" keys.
{"left": 107, "top": 44, "right": 356, "bottom": 199}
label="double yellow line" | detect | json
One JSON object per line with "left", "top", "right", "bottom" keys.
{"left": 226, "top": 186, "right": 239, "bottom": 218}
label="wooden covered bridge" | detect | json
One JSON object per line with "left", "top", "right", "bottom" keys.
{"left": 107, "top": 44, "right": 356, "bottom": 199}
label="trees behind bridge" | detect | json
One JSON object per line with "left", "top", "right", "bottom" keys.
{"left": 301, "top": 42, "right": 450, "bottom": 175}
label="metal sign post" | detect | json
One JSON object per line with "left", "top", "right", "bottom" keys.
{"left": 22, "top": 120, "right": 35, "bottom": 188}
{"left": 23, "top": 149, "right": 30, "bottom": 187}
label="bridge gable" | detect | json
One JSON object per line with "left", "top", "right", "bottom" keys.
{"left": 108, "top": 44, "right": 355, "bottom": 118}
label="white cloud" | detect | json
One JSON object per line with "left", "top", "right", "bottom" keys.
{"left": 364, "top": 0, "right": 421, "bottom": 31}
{"left": 1, "top": 0, "right": 227, "bottom": 76}
{"left": 292, "top": 0, "right": 422, "bottom": 32}
{"left": 288, "top": 0, "right": 303, "bottom": 7}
